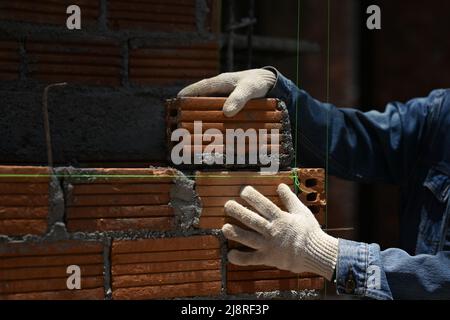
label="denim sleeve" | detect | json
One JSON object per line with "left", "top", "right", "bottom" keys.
{"left": 337, "top": 239, "right": 393, "bottom": 300}
{"left": 266, "top": 67, "right": 443, "bottom": 184}
{"left": 337, "top": 240, "right": 450, "bottom": 299}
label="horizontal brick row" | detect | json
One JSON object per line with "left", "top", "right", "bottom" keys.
{"left": 195, "top": 170, "right": 326, "bottom": 294}
{"left": 130, "top": 43, "right": 219, "bottom": 86}
{"left": 26, "top": 38, "right": 121, "bottom": 86}
{"left": 0, "top": 39, "right": 20, "bottom": 80}
{"left": 0, "top": 240, "right": 104, "bottom": 300}
{"left": 111, "top": 235, "right": 221, "bottom": 299}
{"left": 64, "top": 168, "right": 176, "bottom": 232}
{"left": 0, "top": 166, "right": 50, "bottom": 236}
{"left": 166, "top": 98, "right": 289, "bottom": 167}
{"left": 0, "top": 0, "right": 99, "bottom": 26}
{"left": 108, "top": 0, "right": 197, "bottom": 32}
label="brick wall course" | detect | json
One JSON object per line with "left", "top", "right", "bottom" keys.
{"left": 0, "top": 240, "right": 105, "bottom": 300}
{"left": 108, "top": 0, "right": 197, "bottom": 32}
{"left": 0, "top": 166, "right": 50, "bottom": 236}
{"left": 166, "top": 97, "right": 294, "bottom": 169}
{"left": 111, "top": 235, "right": 222, "bottom": 299}
{"left": 64, "top": 167, "right": 177, "bottom": 233}
{"left": 26, "top": 38, "right": 121, "bottom": 86}
{"left": 130, "top": 42, "right": 219, "bottom": 86}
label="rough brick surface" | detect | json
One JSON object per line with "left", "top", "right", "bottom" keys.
{"left": 166, "top": 98, "right": 293, "bottom": 168}
{"left": 26, "top": 38, "right": 121, "bottom": 86}
{"left": 108, "top": 0, "right": 197, "bottom": 32}
{"left": 0, "top": 39, "right": 20, "bottom": 80}
{"left": 130, "top": 42, "right": 219, "bottom": 86}
{"left": 0, "top": 240, "right": 104, "bottom": 300}
{"left": 0, "top": 166, "right": 50, "bottom": 236}
{"left": 64, "top": 168, "right": 176, "bottom": 232}
{"left": 195, "top": 170, "right": 326, "bottom": 295}
{"left": 111, "top": 235, "right": 221, "bottom": 299}
{"left": 0, "top": 0, "right": 99, "bottom": 26}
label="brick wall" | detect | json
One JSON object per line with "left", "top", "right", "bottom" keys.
{"left": 1, "top": 2, "right": 330, "bottom": 300}
{"left": 0, "top": 0, "right": 220, "bottom": 165}
{"left": 0, "top": 165, "right": 326, "bottom": 300}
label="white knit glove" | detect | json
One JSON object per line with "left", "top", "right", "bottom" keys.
{"left": 222, "top": 184, "right": 339, "bottom": 281}
{"left": 177, "top": 69, "right": 276, "bottom": 117}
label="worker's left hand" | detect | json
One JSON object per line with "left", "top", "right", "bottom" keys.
{"left": 221, "top": 184, "right": 339, "bottom": 280}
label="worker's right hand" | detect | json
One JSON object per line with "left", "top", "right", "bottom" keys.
{"left": 177, "top": 69, "right": 276, "bottom": 117}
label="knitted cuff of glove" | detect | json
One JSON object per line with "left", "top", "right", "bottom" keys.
{"left": 304, "top": 229, "right": 339, "bottom": 281}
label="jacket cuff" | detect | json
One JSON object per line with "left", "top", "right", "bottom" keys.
{"left": 336, "top": 239, "right": 393, "bottom": 300}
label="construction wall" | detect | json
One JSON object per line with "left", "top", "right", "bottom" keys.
{"left": 0, "top": 0, "right": 220, "bottom": 165}
{"left": 0, "top": 166, "right": 325, "bottom": 299}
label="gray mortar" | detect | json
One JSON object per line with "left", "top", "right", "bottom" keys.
{"left": 196, "top": 0, "right": 210, "bottom": 37}
{"left": 48, "top": 170, "right": 65, "bottom": 228}
{"left": 170, "top": 169, "right": 202, "bottom": 230}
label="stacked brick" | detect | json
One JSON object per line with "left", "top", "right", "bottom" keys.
{"left": 64, "top": 168, "right": 175, "bottom": 232}
{"left": 111, "top": 236, "right": 222, "bottom": 299}
{"left": 166, "top": 97, "right": 293, "bottom": 167}
{"left": 108, "top": 0, "right": 197, "bottom": 32}
{"left": 0, "top": 240, "right": 104, "bottom": 300}
{"left": 195, "top": 170, "right": 326, "bottom": 294}
{"left": 0, "top": 166, "right": 50, "bottom": 236}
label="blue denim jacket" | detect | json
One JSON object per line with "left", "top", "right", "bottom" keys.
{"left": 267, "top": 68, "right": 450, "bottom": 300}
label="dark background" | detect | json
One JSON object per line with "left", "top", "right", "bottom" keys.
{"left": 224, "top": 0, "right": 450, "bottom": 251}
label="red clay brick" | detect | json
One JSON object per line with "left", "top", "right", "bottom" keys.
{"left": 227, "top": 277, "right": 324, "bottom": 295}
{"left": 114, "top": 269, "right": 221, "bottom": 288}
{"left": 72, "top": 183, "right": 172, "bottom": 195}
{"left": 195, "top": 171, "right": 293, "bottom": 186}
{"left": 0, "top": 276, "right": 103, "bottom": 294}
{"left": 0, "top": 254, "right": 103, "bottom": 269}
{"left": 66, "top": 205, "right": 173, "bottom": 219}
{"left": 65, "top": 168, "right": 175, "bottom": 184}
{"left": 0, "top": 264, "right": 103, "bottom": 281}
{"left": 0, "top": 194, "right": 48, "bottom": 206}
{"left": 0, "top": 166, "right": 50, "bottom": 183}
{"left": 130, "top": 43, "right": 219, "bottom": 86}
{"left": 227, "top": 269, "right": 316, "bottom": 281}
{"left": 67, "top": 217, "right": 173, "bottom": 232}
{"left": 0, "top": 182, "right": 49, "bottom": 194}
{"left": 113, "top": 281, "right": 221, "bottom": 299}
{"left": 111, "top": 236, "right": 222, "bottom": 299}
{"left": 26, "top": 38, "right": 121, "bottom": 86}
{"left": 179, "top": 110, "right": 283, "bottom": 123}
{"left": 171, "top": 97, "right": 279, "bottom": 111}
{"left": 201, "top": 196, "right": 283, "bottom": 208}
{"left": 112, "top": 235, "right": 219, "bottom": 254}
{"left": 179, "top": 122, "right": 283, "bottom": 133}
{"left": 0, "top": 240, "right": 104, "bottom": 300}
{"left": 198, "top": 217, "right": 226, "bottom": 229}
{"left": 0, "top": 39, "right": 20, "bottom": 80}
{"left": 0, "top": 240, "right": 103, "bottom": 257}
{"left": 112, "top": 259, "right": 220, "bottom": 276}
{"left": 0, "top": 219, "right": 47, "bottom": 236}
{"left": 0, "top": 287, "right": 104, "bottom": 300}
{"left": 0, "top": 0, "right": 99, "bottom": 26}
{"left": 108, "top": 0, "right": 196, "bottom": 32}
{"left": 67, "top": 193, "right": 170, "bottom": 207}
{"left": 113, "top": 249, "right": 221, "bottom": 265}
{"left": 0, "top": 206, "right": 48, "bottom": 219}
